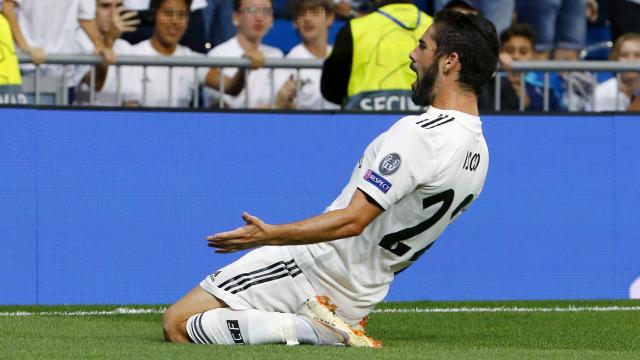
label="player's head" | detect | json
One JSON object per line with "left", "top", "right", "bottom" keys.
{"left": 151, "top": 0, "right": 191, "bottom": 48}
{"left": 443, "top": 0, "right": 480, "bottom": 15}
{"left": 500, "top": 23, "right": 536, "bottom": 62}
{"left": 409, "top": 9, "right": 499, "bottom": 106}
{"left": 96, "top": 0, "right": 123, "bottom": 35}
{"left": 292, "top": 0, "right": 334, "bottom": 44}
{"left": 609, "top": 32, "right": 640, "bottom": 83}
{"left": 233, "top": 0, "right": 274, "bottom": 43}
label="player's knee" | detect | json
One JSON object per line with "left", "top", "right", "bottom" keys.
{"left": 162, "top": 306, "right": 189, "bottom": 343}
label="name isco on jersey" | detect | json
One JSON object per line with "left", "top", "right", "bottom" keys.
{"left": 463, "top": 151, "right": 481, "bottom": 171}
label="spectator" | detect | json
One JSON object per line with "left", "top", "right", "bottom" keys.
{"left": 123, "top": 0, "right": 262, "bottom": 107}
{"left": 594, "top": 32, "right": 640, "bottom": 111}
{"left": 203, "top": 0, "right": 283, "bottom": 109}
{"left": 273, "top": 0, "right": 339, "bottom": 110}
{"left": 500, "top": 23, "right": 563, "bottom": 111}
{"left": 321, "top": 0, "right": 432, "bottom": 110}
{"left": 515, "top": 0, "right": 586, "bottom": 61}
{"left": 122, "top": 0, "right": 209, "bottom": 52}
{"left": 73, "top": 0, "right": 140, "bottom": 105}
{"left": 0, "top": 12, "right": 27, "bottom": 104}
{"left": 435, "top": 0, "right": 515, "bottom": 36}
{"left": 1, "top": 0, "right": 115, "bottom": 79}
{"left": 202, "top": 0, "right": 235, "bottom": 49}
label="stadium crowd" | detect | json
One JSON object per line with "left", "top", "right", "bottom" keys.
{"left": 0, "top": 0, "right": 639, "bottom": 111}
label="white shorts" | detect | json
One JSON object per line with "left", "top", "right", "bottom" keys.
{"left": 200, "top": 246, "right": 316, "bottom": 314}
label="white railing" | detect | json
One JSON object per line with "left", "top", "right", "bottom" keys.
{"left": 16, "top": 54, "right": 640, "bottom": 111}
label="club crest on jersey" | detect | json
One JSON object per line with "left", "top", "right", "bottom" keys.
{"left": 364, "top": 169, "right": 392, "bottom": 194}
{"left": 379, "top": 153, "right": 401, "bottom": 176}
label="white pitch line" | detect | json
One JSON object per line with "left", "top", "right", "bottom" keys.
{"left": 0, "top": 305, "right": 639, "bottom": 317}
{"left": 372, "top": 306, "right": 640, "bottom": 313}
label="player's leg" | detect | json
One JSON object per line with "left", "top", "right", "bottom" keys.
{"left": 163, "top": 285, "right": 227, "bottom": 343}
{"left": 164, "top": 285, "right": 311, "bottom": 345}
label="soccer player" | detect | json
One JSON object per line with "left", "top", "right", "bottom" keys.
{"left": 163, "top": 9, "right": 499, "bottom": 347}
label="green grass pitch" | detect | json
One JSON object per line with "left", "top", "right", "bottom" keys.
{"left": 1, "top": 300, "right": 638, "bottom": 359}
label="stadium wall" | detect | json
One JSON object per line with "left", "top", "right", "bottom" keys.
{"left": 1, "top": 108, "right": 639, "bottom": 305}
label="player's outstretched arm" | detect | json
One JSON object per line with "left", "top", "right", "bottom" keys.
{"left": 207, "top": 189, "right": 383, "bottom": 253}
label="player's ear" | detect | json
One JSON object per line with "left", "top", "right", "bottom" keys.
{"left": 443, "top": 52, "right": 459, "bottom": 73}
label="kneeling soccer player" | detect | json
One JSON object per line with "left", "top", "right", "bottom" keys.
{"left": 163, "top": 9, "right": 499, "bottom": 347}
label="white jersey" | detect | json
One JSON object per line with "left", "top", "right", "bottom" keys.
{"left": 288, "top": 106, "right": 489, "bottom": 320}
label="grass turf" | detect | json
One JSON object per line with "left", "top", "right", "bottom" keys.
{"left": 0, "top": 300, "right": 638, "bottom": 359}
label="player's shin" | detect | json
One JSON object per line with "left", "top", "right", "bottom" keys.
{"left": 186, "top": 308, "right": 300, "bottom": 345}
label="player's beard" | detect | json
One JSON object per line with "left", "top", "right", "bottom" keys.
{"left": 411, "top": 60, "right": 439, "bottom": 107}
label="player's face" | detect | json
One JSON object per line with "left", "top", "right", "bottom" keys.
{"left": 618, "top": 39, "right": 640, "bottom": 83}
{"left": 154, "top": 0, "right": 189, "bottom": 48}
{"left": 96, "top": 0, "right": 122, "bottom": 34}
{"left": 409, "top": 26, "right": 440, "bottom": 106}
{"left": 234, "top": 0, "right": 274, "bottom": 43}
{"left": 294, "top": 6, "right": 333, "bottom": 44}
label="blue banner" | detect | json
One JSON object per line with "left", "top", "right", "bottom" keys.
{"left": 1, "top": 108, "right": 638, "bottom": 304}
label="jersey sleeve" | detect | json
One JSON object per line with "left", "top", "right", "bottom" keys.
{"left": 357, "top": 119, "right": 437, "bottom": 209}
{"left": 78, "top": 0, "right": 96, "bottom": 20}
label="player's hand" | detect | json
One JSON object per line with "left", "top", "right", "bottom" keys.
{"left": 207, "top": 212, "right": 272, "bottom": 253}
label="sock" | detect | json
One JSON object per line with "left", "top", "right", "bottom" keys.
{"left": 186, "top": 308, "right": 299, "bottom": 345}
{"left": 293, "top": 316, "right": 321, "bottom": 344}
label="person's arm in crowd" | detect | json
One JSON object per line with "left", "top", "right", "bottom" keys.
{"left": 204, "top": 50, "right": 265, "bottom": 96}
{"left": 320, "top": 22, "right": 352, "bottom": 105}
{"left": 1, "top": 0, "right": 46, "bottom": 64}
{"left": 81, "top": 7, "right": 139, "bottom": 91}
{"left": 80, "top": 19, "right": 116, "bottom": 65}
{"left": 628, "top": 92, "right": 640, "bottom": 111}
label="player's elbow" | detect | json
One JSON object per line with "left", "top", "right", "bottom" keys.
{"left": 344, "top": 218, "right": 366, "bottom": 237}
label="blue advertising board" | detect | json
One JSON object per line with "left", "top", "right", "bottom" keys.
{"left": 0, "top": 108, "right": 638, "bottom": 304}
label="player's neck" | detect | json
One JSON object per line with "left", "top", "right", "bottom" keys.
{"left": 237, "top": 33, "right": 261, "bottom": 52}
{"left": 431, "top": 87, "right": 479, "bottom": 116}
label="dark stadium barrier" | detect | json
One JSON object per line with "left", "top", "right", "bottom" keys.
{"left": 1, "top": 108, "right": 639, "bottom": 305}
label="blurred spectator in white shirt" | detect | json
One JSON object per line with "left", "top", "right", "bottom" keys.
{"left": 1, "top": 0, "right": 115, "bottom": 79}
{"left": 204, "top": 0, "right": 283, "bottom": 109}
{"left": 73, "top": 0, "right": 140, "bottom": 105}
{"left": 273, "top": 0, "right": 339, "bottom": 110}
{"left": 594, "top": 32, "right": 640, "bottom": 111}
{"left": 123, "top": 0, "right": 263, "bottom": 107}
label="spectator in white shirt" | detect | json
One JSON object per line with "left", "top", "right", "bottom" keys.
{"left": 274, "top": 0, "right": 339, "bottom": 110}
{"left": 594, "top": 32, "right": 640, "bottom": 112}
{"left": 204, "top": 0, "right": 283, "bottom": 109}
{"left": 73, "top": 0, "right": 140, "bottom": 105}
{"left": 123, "top": 0, "right": 263, "bottom": 107}
{"left": 1, "top": 0, "right": 115, "bottom": 78}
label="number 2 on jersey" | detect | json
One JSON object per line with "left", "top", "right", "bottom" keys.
{"left": 378, "top": 189, "right": 474, "bottom": 258}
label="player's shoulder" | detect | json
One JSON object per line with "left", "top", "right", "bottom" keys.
{"left": 391, "top": 109, "right": 456, "bottom": 136}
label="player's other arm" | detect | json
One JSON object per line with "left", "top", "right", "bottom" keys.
{"left": 207, "top": 189, "right": 383, "bottom": 253}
